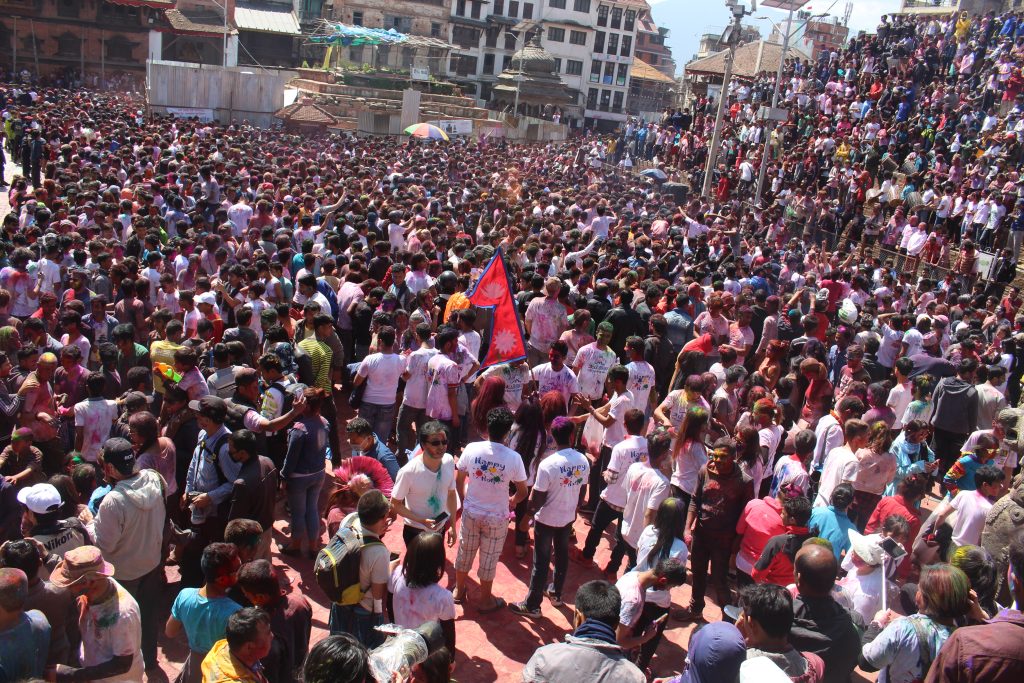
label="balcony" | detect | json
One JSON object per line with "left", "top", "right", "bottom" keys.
{"left": 900, "top": 0, "right": 960, "bottom": 11}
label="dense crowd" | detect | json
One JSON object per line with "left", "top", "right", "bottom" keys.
{"left": 1, "top": 6, "right": 1024, "bottom": 683}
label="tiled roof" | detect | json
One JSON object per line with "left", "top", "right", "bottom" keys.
{"left": 631, "top": 57, "right": 676, "bottom": 84}
{"left": 235, "top": 3, "right": 300, "bottom": 35}
{"left": 275, "top": 101, "right": 337, "bottom": 124}
{"left": 686, "top": 40, "right": 810, "bottom": 80}
{"left": 164, "top": 8, "right": 237, "bottom": 36}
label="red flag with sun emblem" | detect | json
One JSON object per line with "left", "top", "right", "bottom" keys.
{"left": 467, "top": 247, "right": 528, "bottom": 370}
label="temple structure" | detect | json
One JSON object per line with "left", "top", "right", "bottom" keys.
{"left": 490, "top": 33, "right": 574, "bottom": 122}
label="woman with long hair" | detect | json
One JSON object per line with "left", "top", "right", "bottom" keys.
{"left": 632, "top": 496, "right": 688, "bottom": 670}
{"left": 758, "top": 339, "right": 788, "bottom": 390}
{"left": 388, "top": 532, "right": 456, "bottom": 652}
{"left": 280, "top": 387, "right": 330, "bottom": 557}
{"left": 735, "top": 425, "right": 761, "bottom": 483}
{"left": 852, "top": 421, "right": 897, "bottom": 530}
{"left": 129, "top": 411, "right": 177, "bottom": 498}
{"left": 670, "top": 406, "right": 709, "bottom": 512}
{"left": 860, "top": 564, "right": 970, "bottom": 683}
{"left": 509, "top": 398, "right": 547, "bottom": 558}
{"left": 470, "top": 375, "right": 507, "bottom": 438}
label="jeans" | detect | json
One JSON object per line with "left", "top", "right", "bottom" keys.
{"left": 584, "top": 445, "right": 612, "bottom": 510}
{"left": 632, "top": 602, "right": 669, "bottom": 670}
{"left": 359, "top": 401, "right": 397, "bottom": 444}
{"left": 688, "top": 529, "right": 734, "bottom": 613}
{"left": 329, "top": 603, "right": 384, "bottom": 648}
{"left": 286, "top": 470, "right": 326, "bottom": 546}
{"left": 582, "top": 500, "right": 622, "bottom": 559}
{"left": 119, "top": 564, "right": 167, "bottom": 670}
{"left": 525, "top": 521, "right": 572, "bottom": 609}
{"left": 395, "top": 403, "right": 426, "bottom": 461}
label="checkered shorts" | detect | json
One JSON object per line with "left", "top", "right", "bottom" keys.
{"left": 455, "top": 511, "right": 509, "bottom": 581}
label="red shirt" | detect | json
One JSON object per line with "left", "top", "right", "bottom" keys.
{"left": 865, "top": 494, "right": 923, "bottom": 580}
{"left": 735, "top": 496, "right": 784, "bottom": 574}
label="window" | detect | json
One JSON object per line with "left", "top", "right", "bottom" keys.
{"left": 349, "top": 46, "right": 364, "bottom": 62}
{"left": 502, "top": 54, "right": 512, "bottom": 70}
{"left": 483, "top": 53, "right": 495, "bottom": 74}
{"left": 594, "top": 31, "right": 604, "bottom": 52}
{"left": 553, "top": 57, "right": 562, "bottom": 73}
{"left": 505, "top": 31, "right": 517, "bottom": 50}
{"left": 612, "top": 90, "right": 623, "bottom": 111}
{"left": 604, "top": 61, "right": 615, "bottom": 84}
{"left": 352, "top": 11, "right": 363, "bottom": 25}
{"left": 431, "top": 22, "right": 442, "bottom": 37}
{"left": 486, "top": 27, "right": 499, "bottom": 47}
{"left": 509, "top": 0, "right": 519, "bottom": 17}
{"left": 573, "top": 0, "right": 590, "bottom": 12}
{"left": 549, "top": 0, "right": 566, "bottom": 7}
{"left": 611, "top": 7, "right": 622, "bottom": 29}
{"left": 597, "top": 5, "right": 608, "bottom": 26}
{"left": 104, "top": 35, "right": 134, "bottom": 62}
{"left": 56, "top": 33, "right": 80, "bottom": 57}
{"left": 621, "top": 35, "right": 632, "bottom": 56}
{"left": 649, "top": 54, "right": 658, "bottom": 65}
{"left": 566, "top": 59, "right": 583, "bottom": 75}
{"left": 624, "top": 9, "right": 636, "bottom": 31}
{"left": 56, "top": 0, "right": 78, "bottom": 18}
{"left": 452, "top": 26, "right": 480, "bottom": 49}
{"left": 600, "top": 89, "right": 611, "bottom": 108}
{"left": 590, "top": 60, "right": 601, "bottom": 82}
{"left": 457, "top": 0, "right": 466, "bottom": 15}
{"left": 523, "top": 3, "right": 533, "bottom": 19}
{"left": 569, "top": 30, "right": 587, "bottom": 45}
{"left": 547, "top": 27, "right": 565, "bottom": 42}
{"left": 607, "top": 33, "right": 618, "bottom": 55}
{"left": 480, "top": 83, "right": 493, "bottom": 101}
{"left": 494, "top": 0, "right": 504, "bottom": 14}
{"left": 402, "top": 48, "right": 414, "bottom": 68}
{"left": 450, "top": 55, "right": 478, "bottom": 75}
{"left": 587, "top": 88, "right": 598, "bottom": 108}
{"left": 471, "top": 2, "right": 482, "bottom": 19}
{"left": 616, "top": 62, "right": 628, "bottom": 86}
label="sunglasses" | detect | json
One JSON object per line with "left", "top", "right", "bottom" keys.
{"left": 426, "top": 438, "right": 448, "bottom": 446}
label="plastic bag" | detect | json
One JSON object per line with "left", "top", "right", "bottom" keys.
{"left": 369, "top": 626, "right": 429, "bottom": 683}
{"left": 581, "top": 413, "right": 605, "bottom": 456}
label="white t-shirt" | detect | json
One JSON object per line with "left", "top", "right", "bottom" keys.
{"left": 457, "top": 441, "right": 527, "bottom": 519}
{"left": 531, "top": 363, "right": 580, "bottom": 405}
{"left": 392, "top": 454, "right": 457, "bottom": 531}
{"left": 479, "top": 363, "right": 531, "bottom": 412}
{"left": 887, "top": 382, "right": 913, "bottom": 430}
{"left": 615, "top": 571, "right": 645, "bottom": 629}
{"left": 37, "top": 258, "right": 61, "bottom": 295}
{"left": 74, "top": 398, "right": 119, "bottom": 463}
{"left": 753, "top": 424, "right": 785, "bottom": 487}
{"left": 902, "top": 328, "right": 924, "bottom": 357}
{"left": 949, "top": 489, "right": 992, "bottom": 548}
{"left": 815, "top": 446, "right": 860, "bottom": 507}
{"left": 658, "top": 391, "right": 711, "bottom": 429}
{"left": 357, "top": 352, "right": 405, "bottom": 405}
{"left": 635, "top": 525, "right": 688, "bottom": 608}
{"left": 602, "top": 390, "right": 634, "bottom": 447}
{"left": 621, "top": 462, "right": 670, "bottom": 549}
{"left": 573, "top": 343, "right": 617, "bottom": 399}
{"left": 602, "top": 435, "right": 649, "bottom": 508}
{"left": 402, "top": 347, "right": 438, "bottom": 410}
{"left": 671, "top": 440, "right": 707, "bottom": 495}
{"left": 626, "top": 360, "right": 656, "bottom": 413}
{"left": 533, "top": 448, "right": 590, "bottom": 528}
{"left": 425, "top": 354, "right": 461, "bottom": 420}
{"left": 388, "top": 567, "right": 456, "bottom": 630}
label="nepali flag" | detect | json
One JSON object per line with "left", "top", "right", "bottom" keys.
{"left": 467, "top": 247, "right": 528, "bottom": 370}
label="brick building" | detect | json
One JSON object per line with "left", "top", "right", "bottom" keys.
{"left": 0, "top": 0, "right": 171, "bottom": 86}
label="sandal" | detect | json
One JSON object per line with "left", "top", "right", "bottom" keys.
{"left": 478, "top": 597, "right": 507, "bottom": 614}
{"left": 452, "top": 591, "right": 466, "bottom": 605}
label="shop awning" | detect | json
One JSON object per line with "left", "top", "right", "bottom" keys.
{"left": 235, "top": 3, "right": 301, "bottom": 36}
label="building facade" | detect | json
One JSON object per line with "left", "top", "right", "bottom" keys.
{"left": 801, "top": 15, "right": 848, "bottom": 61}
{"left": 635, "top": 8, "right": 674, "bottom": 78}
{"left": 0, "top": 0, "right": 169, "bottom": 86}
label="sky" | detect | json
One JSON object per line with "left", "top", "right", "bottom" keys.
{"left": 647, "top": 0, "right": 904, "bottom": 76}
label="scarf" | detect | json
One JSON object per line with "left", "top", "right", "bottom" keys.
{"left": 572, "top": 618, "right": 618, "bottom": 645}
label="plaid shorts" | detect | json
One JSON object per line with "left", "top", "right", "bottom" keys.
{"left": 455, "top": 511, "right": 509, "bottom": 581}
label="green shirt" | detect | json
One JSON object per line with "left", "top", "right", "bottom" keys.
{"left": 298, "top": 337, "right": 332, "bottom": 390}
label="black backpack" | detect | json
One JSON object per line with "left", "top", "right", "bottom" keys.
{"left": 314, "top": 513, "right": 383, "bottom": 605}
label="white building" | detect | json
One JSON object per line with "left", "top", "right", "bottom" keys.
{"left": 445, "top": 0, "right": 645, "bottom": 130}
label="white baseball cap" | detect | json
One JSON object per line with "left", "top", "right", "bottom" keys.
{"left": 17, "top": 483, "right": 62, "bottom": 515}
{"left": 196, "top": 292, "right": 218, "bottom": 307}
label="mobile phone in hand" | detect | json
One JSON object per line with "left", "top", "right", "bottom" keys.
{"left": 432, "top": 511, "right": 450, "bottom": 529}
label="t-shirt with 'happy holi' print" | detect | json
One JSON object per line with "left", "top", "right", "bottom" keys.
{"left": 533, "top": 447, "right": 590, "bottom": 527}
{"left": 457, "top": 440, "right": 527, "bottom": 519}
{"left": 425, "top": 354, "right": 462, "bottom": 421}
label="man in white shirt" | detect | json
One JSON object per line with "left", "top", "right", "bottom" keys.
{"left": 454, "top": 408, "right": 527, "bottom": 613}
{"left": 815, "top": 419, "right": 870, "bottom": 508}
{"left": 930, "top": 464, "right": 1006, "bottom": 549}
{"left": 573, "top": 366, "right": 633, "bottom": 512}
{"left": 227, "top": 193, "right": 253, "bottom": 237}
{"left": 616, "top": 431, "right": 673, "bottom": 574}
{"left": 510, "top": 417, "right": 590, "bottom": 616}
{"left": 391, "top": 421, "right": 458, "bottom": 548}
{"left": 396, "top": 324, "right": 438, "bottom": 459}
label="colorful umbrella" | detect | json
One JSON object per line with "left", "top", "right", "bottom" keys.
{"left": 404, "top": 123, "right": 449, "bottom": 141}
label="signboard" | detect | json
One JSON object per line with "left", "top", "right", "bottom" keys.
{"left": 165, "top": 107, "right": 215, "bottom": 121}
{"left": 411, "top": 67, "right": 430, "bottom": 81}
{"left": 429, "top": 119, "right": 473, "bottom": 136}
{"left": 757, "top": 106, "right": 789, "bottom": 122}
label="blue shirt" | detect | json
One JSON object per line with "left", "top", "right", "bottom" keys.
{"left": 808, "top": 505, "right": 858, "bottom": 561}
{"left": 170, "top": 588, "right": 241, "bottom": 654}
{"left": 0, "top": 610, "right": 50, "bottom": 681}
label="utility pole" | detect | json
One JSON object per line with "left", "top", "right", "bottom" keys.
{"left": 701, "top": 0, "right": 748, "bottom": 199}
{"left": 753, "top": 5, "right": 794, "bottom": 207}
